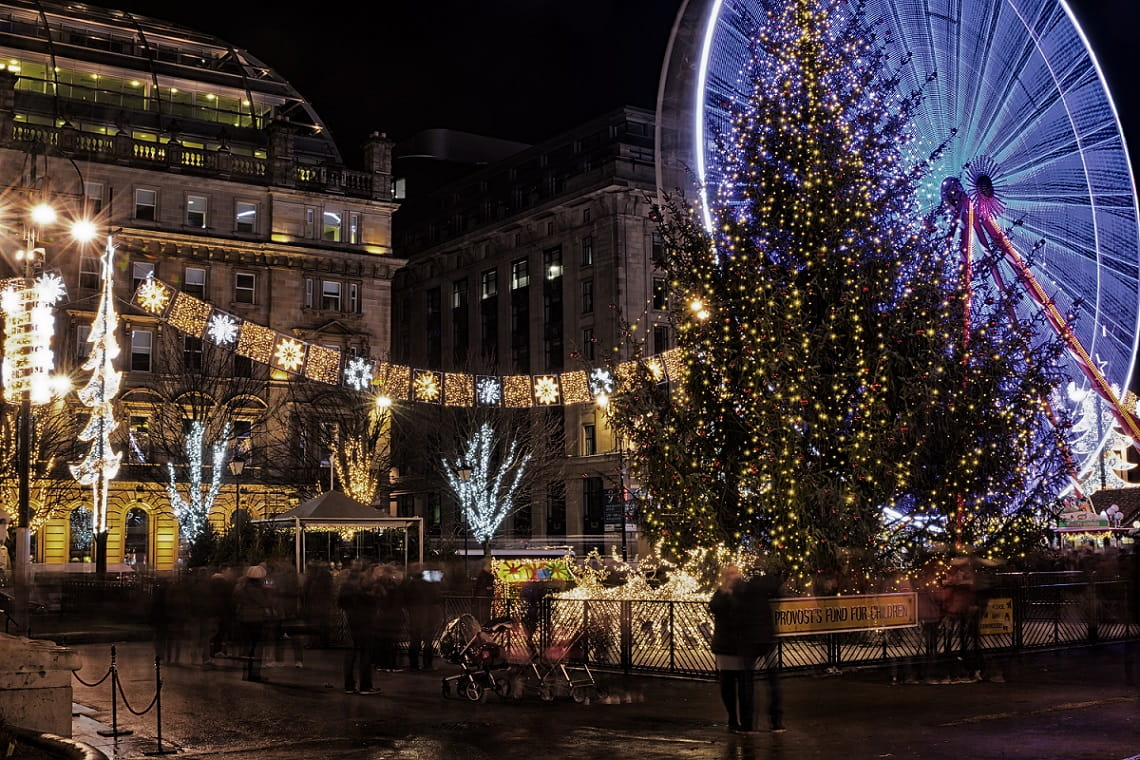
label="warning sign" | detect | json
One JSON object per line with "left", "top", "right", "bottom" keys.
{"left": 980, "top": 597, "right": 1013, "bottom": 635}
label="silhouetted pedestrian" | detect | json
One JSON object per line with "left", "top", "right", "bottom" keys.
{"left": 337, "top": 561, "right": 378, "bottom": 694}
{"left": 709, "top": 561, "right": 784, "bottom": 734}
{"left": 234, "top": 564, "right": 272, "bottom": 682}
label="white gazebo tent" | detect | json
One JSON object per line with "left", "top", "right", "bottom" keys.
{"left": 253, "top": 490, "right": 424, "bottom": 572}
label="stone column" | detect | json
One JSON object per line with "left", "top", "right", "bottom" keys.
{"left": 0, "top": 634, "right": 82, "bottom": 737}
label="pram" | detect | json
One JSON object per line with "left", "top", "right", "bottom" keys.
{"left": 512, "top": 618, "right": 600, "bottom": 703}
{"left": 435, "top": 613, "right": 513, "bottom": 702}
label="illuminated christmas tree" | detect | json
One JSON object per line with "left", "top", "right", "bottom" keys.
{"left": 69, "top": 236, "right": 123, "bottom": 569}
{"left": 607, "top": 0, "right": 1071, "bottom": 585}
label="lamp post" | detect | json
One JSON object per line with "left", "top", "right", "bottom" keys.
{"left": 228, "top": 455, "right": 245, "bottom": 564}
{"left": 458, "top": 465, "right": 472, "bottom": 579}
{"left": 3, "top": 203, "right": 92, "bottom": 631}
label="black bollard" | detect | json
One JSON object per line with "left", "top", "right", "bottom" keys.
{"left": 145, "top": 655, "right": 176, "bottom": 756}
{"left": 97, "top": 645, "right": 134, "bottom": 738}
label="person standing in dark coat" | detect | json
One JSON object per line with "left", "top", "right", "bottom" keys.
{"left": 233, "top": 564, "right": 272, "bottom": 682}
{"left": 709, "top": 561, "right": 784, "bottom": 734}
{"left": 337, "top": 561, "right": 378, "bottom": 694}
{"left": 405, "top": 565, "right": 444, "bottom": 670}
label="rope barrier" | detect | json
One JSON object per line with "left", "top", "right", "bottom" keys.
{"left": 112, "top": 669, "right": 159, "bottom": 717}
{"left": 72, "top": 665, "right": 112, "bottom": 689}
{"left": 75, "top": 645, "right": 172, "bottom": 753}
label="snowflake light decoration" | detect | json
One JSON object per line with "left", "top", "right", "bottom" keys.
{"left": 274, "top": 337, "right": 306, "bottom": 372}
{"left": 34, "top": 272, "right": 66, "bottom": 304}
{"left": 206, "top": 313, "right": 239, "bottom": 345}
{"left": 413, "top": 370, "right": 441, "bottom": 402}
{"left": 344, "top": 356, "right": 374, "bottom": 391}
{"left": 534, "top": 375, "right": 560, "bottom": 405}
{"left": 588, "top": 368, "right": 615, "bottom": 397}
{"left": 136, "top": 276, "right": 171, "bottom": 314}
{"left": 476, "top": 376, "right": 502, "bottom": 406}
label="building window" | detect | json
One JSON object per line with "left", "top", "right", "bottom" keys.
{"left": 322, "top": 280, "right": 342, "bottom": 311}
{"left": 581, "top": 279, "right": 593, "bottom": 314}
{"left": 184, "top": 336, "right": 203, "bottom": 371}
{"left": 132, "top": 262, "right": 154, "bottom": 292}
{"left": 546, "top": 220, "right": 554, "bottom": 235}
{"left": 79, "top": 254, "right": 100, "bottom": 290}
{"left": 481, "top": 268, "right": 498, "bottom": 299}
{"left": 304, "top": 278, "right": 314, "bottom": 308}
{"left": 453, "top": 278, "right": 468, "bottom": 309}
{"left": 76, "top": 324, "right": 91, "bottom": 361}
{"left": 235, "top": 201, "right": 257, "bottom": 233}
{"left": 304, "top": 207, "right": 316, "bottom": 238}
{"left": 652, "top": 232, "right": 664, "bottom": 266}
{"left": 349, "top": 282, "right": 360, "bottom": 313}
{"left": 511, "top": 258, "right": 529, "bottom": 290}
{"left": 235, "top": 272, "right": 255, "bottom": 304}
{"left": 323, "top": 210, "right": 342, "bottom": 241}
{"left": 653, "top": 278, "right": 668, "bottom": 310}
{"left": 582, "top": 423, "right": 596, "bottom": 456}
{"left": 581, "top": 236, "right": 593, "bottom": 266}
{"left": 130, "top": 329, "right": 152, "bottom": 371}
{"left": 186, "top": 194, "right": 207, "bottom": 228}
{"left": 134, "top": 188, "right": 156, "bottom": 221}
{"left": 653, "top": 324, "right": 671, "bottom": 354}
{"left": 233, "top": 354, "right": 253, "bottom": 378}
{"left": 544, "top": 247, "right": 563, "bottom": 280}
{"left": 349, "top": 213, "right": 361, "bottom": 244}
{"left": 184, "top": 267, "right": 206, "bottom": 298}
{"left": 581, "top": 327, "right": 595, "bottom": 361}
{"left": 128, "top": 415, "right": 150, "bottom": 463}
{"left": 84, "top": 181, "right": 104, "bottom": 215}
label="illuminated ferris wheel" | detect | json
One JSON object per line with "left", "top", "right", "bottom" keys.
{"left": 656, "top": 0, "right": 1140, "bottom": 494}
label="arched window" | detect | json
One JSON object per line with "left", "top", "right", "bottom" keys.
{"left": 69, "top": 507, "right": 93, "bottom": 562}
{"left": 124, "top": 507, "right": 149, "bottom": 566}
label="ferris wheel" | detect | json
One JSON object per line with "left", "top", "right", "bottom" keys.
{"left": 655, "top": 0, "right": 1140, "bottom": 493}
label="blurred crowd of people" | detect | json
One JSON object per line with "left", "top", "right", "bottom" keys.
{"left": 146, "top": 559, "right": 446, "bottom": 687}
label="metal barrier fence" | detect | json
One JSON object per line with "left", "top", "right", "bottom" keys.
{"left": 442, "top": 579, "right": 1137, "bottom": 678}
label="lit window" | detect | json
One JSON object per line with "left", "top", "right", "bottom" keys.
{"left": 322, "top": 280, "right": 342, "bottom": 311}
{"left": 323, "top": 210, "right": 341, "bottom": 241}
{"left": 349, "top": 213, "right": 361, "bottom": 244}
{"left": 453, "top": 279, "right": 468, "bottom": 309}
{"left": 544, "top": 247, "right": 562, "bottom": 280}
{"left": 184, "top": 267, "right": 205, "bottom": 298}
{"left": 481, "top": 268, "right": 498, "bottom": 299}
{"left": 132, "top": 261, "right": 154, "bottom": 292}
{"left": 131, "top": 329, "right": 152, "bottom": 371}
{"left": 511, "top": 259, "right": 529, "bottom": 290}
{"left": 581, "top": 236, "right": 593, "bottom": 267}
{"left": 186, "top": 195, "right": 207, "bottom": 228}
{"left": 235, "top": 201, "right": 257, "bottom": 233}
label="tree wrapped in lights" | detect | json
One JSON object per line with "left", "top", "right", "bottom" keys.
{"left": 443, "top": 422, "right": 532, "bottom": 553}
{"left": 166, "top": 419, "right": 230, "bottom": 542}
{"left": 69, "top": 236, "right": 123, "bottom": 554}
{"left": 331, "top": 399, "right": 392, "bottom": 505}
{"left": 605, "top": 0, "right": 1072, "bottom": 586}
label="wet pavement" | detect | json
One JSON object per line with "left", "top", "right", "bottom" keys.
{"left": 65, "top": 640, "right": 1139, "bottom": 760}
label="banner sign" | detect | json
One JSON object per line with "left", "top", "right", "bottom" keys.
{"left": 980, "top": 597, "right": 1014, "bottom": 635}
{"left": 772, "top": 593, "right": 918, "bottom": 636}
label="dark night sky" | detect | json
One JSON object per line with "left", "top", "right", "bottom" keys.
{"left": 104, "top": 0, "right": 1139, "bottom": 171}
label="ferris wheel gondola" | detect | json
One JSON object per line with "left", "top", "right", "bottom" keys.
{"left": 655, "top": 0, "right": 1140, "bottom": 496}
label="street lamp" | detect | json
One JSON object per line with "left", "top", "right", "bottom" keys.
{"left": 2, "top": 202, "right": 94, "bottom": 631}
{"left": 228, "top": 454, "right": 246, "bottom": 563}
{"left": 458, "top": 464, "right": 472, "bottom": 578}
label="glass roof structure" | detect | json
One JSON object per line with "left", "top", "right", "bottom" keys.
{"left": 0, "top": 0, "right": 341, "bottom": 163}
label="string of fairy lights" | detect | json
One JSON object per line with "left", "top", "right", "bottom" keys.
{"left": 133, "top": 274, "right": 680, "bottom": 408}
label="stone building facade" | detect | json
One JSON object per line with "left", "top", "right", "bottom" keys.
{"left": 0, "top": 1, "right": 400, "bottom": 571}
{"left": 391, "top": 106, "right": 667, "bottom": 558}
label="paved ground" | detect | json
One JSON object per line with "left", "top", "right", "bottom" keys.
{"left": 63, "top": 638, "right": 1139, "bottom": 760}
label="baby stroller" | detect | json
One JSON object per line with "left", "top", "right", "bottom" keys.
{"left": 435, "top": 613, "right": 513, "bottom": 702}
{"left": 513, "top": 619, "right": 600, "bottom": 703}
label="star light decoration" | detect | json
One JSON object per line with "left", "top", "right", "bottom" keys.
{"left": 136, "top": 275, "right": 171, "bottom": 314}
{"left": 589, "top": 368, "right": 615, "bottom": 398}
{"left": 207, "top": 312, "right": 239, "bottom": 345}
{"left": 274, "top": 337, "right": 306, "bottom": 372}
{"left": 413, "top": 370, "right": 441, "bottom": 403}
{"left": 534, "top": 375, "right": 560, "bottom": 405}
{"left": 344, "top": 356, "right": 374, "bottom": 391}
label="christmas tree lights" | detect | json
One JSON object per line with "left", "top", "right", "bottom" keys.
{"left": 166, "top": 420, "right": 230, "bottom": 542}
{"left": 69, "top": 236, "right": 123, "bottom": 537}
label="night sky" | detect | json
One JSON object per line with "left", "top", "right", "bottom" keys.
{"left": 102, "top": 0, "right": 1140, "bottom": 172}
